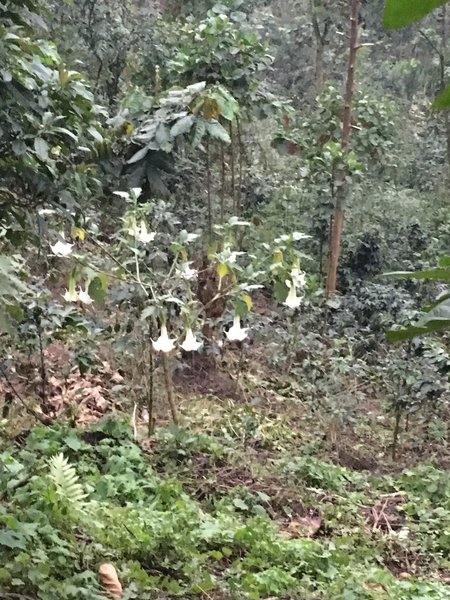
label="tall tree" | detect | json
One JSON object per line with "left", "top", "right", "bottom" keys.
{"left": 309, "top": 0, "right": 331, "bottom": 94}
{"left": 325, "top": 0, "right": 361, "bottom": 295}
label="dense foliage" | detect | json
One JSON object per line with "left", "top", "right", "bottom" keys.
{"left": 0, "top": 0, "right": 449, "bottom": 598}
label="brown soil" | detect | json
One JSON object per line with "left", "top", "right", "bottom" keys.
{"left": 173, "top": 355, "right": 242, "bottom": 400}
{"left": 185, "top": 454, "right": 322, "bottom": 537}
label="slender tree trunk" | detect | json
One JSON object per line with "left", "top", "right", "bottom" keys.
{"left": 147, "top": 321, "right": 155, "bottom": 436}
{"left": 420, "top": 12, "right": 450, "bottom": 186}
{"left": 310, "top": 0, "right": 330, "bottom": 95}
{"left": 220, "top": 142, "right": 226, "bottom": 223}
{"left": 325, "top": 0, "right": 360, "bottom": 296}
{"left": 237, "top": 118, "right": 243, "bottom": 216}
{"left": 229, "top": 122, "right": 236, "bottom": 213}
{"left": 206, "top": 138, "right": 212, "bottom": 242}
{"left": 440, "top": 7, "right": 450, "bottom": 185}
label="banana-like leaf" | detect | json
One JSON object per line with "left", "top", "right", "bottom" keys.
{"left": 384, "top": 0, "right": 449, "bottom": 29}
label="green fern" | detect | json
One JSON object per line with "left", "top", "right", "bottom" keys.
{"left": 48, "top": 453, "right": 87, "bottom": 508}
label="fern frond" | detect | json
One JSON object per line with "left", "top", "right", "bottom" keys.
{"left": 48, "top": 453, "right": 87, "bottom": 506}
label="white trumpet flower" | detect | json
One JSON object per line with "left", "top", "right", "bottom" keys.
{"left": 50, "top": 240, "right": 73, "bottom": 257}
{"left": 136, "top": 220, "right": 156, "bottom": 244}
{"left": 291, "top": 267, "right": 306, "bottom": 288}
{"left": 226, "top": 315, "right": 248, "bottom": 342}
{"left": 63, "top": 287, "right": 78, "bottom": 302}
{"left": 78, "top": 286, "right": 94, "bottom": 305}
{"left": 180, "top": 328, "right": 203, "bottom": 352}
{"left": 152, "top": 324, "right": 176, "bottom": 353}
{"left": 284, "top": 280, "right": 302, "bottom": 309}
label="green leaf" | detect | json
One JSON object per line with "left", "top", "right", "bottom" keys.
{"left": 273, "top": 280, "right": 289, "bottom": 303}
{"left": 0, "top": 530, "right": 26, "bottom": 550}
{"left": 127, "top": 145, "right": 150, "bottom": 164}
{"left": 233, "top": 498, "right": 249, "bottom": 510}
{"left": 433, "top": 84, "right": 450, "bottom": 109}
{"left": 64, "top": 435, "right": 83, "bottom": 451}
{"left": 88, "top": 275, "right": 107, "bottom": 306}
{"left": 5, "top": 303, "right": 24, "bottom": 322}
{"left": 192, "top": 120, "right": 206, "bottom": 148}
{"left": 34, "top": 137, "right": 49, "bottom": 160}
{"left": 234, "top": 298, "right": 249, "bottom": 318}
{"left": 384, "top": 267, "right": 450, "bottom": 281}
{"left": 155, "top": 123, "right": 172, "bottom": 152}
{"left": 170, "top": 115, "right": 195, "bottom": 137}
{"left": 384, "top": 0, "right": 449, "bottom": 28}
{"left": 387, "top": 319, "right": 450, "bottom": 342}
{"left": 420, "top": 297, "right": 450, "bottom": 320}
{"left": 87, "top": 126, "right": 103, "bottom": 143}
{"left": 217, "top": 263, "right": 229, "bottom": 278}
{"left": 206, "top": 121, "right": 231, "bottom": 143}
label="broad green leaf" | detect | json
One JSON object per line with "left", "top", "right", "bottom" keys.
{"left": 384, "top": 267, "right": 450, "bottom": 281}
{"left": 273, "top": 280, "right": 289, "bottom": 303}
{"left": 217, "top": 263, "right": 229, "bottom": 278}
{"left": 384, "top": 0, "right": 449, "bottom": 28}
{"left": 387, "top": 319, "right": 450, "bottom": 342}
{"left": 206, "top": 121, "right": 231, "bottom": 143}
{"left": 0, "top": 530, "right": 26, "bottom": 550}
{"left": 155, "top": 123, "right": 172, "bottom": 151}
{"left": 88, "top": 275, "right": 107, "bottom": 305}
{"left": 34, "top": 137, "right": 49, "bottom": 160}
{"left": 192, "top": 120, "right": 206, "bottom": 148}
{"left": 433, "top": 84, "right": 450, "bottom": 109}
{"left": 170, "top": 115, "right": 194, "bottom": 137}
{"left": 5, "top": 303, "right": 24, "bottom": 322}
{"left": 234, "top": 297, "right": 249, "bottom": 318}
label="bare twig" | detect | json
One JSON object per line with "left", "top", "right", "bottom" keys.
{"left": 162, "top": 354, "right": 179, "bottom": 425}
{"left": 0, "top": 364, "right": 51, "bottom": 424}
{"left": 132, "top": 402, "right": 138, "bottom": 440}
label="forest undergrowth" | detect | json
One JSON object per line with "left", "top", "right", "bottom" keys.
{"left": 2, "top": 336, "right": 450, "bottom": 600}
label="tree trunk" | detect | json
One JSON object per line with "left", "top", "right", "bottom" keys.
{"left": 439, "top": 7, "right": 450, "bottom": 186}
{"left": 325, "top": 0, "right": 360, "bottom": 296}
{"left": 315, "top": 40, "right": 326, "bottom": 95}
{"left": 310, "top": 0, "right": 330, "bottom": 95}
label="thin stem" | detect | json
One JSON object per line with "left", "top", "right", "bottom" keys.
{"left": 167, "top": 252, "right": 180, "bottom": 279}
{"left": 38, "top": 324, "right": 47, "bottom": 406}
{"left": 236, "top": 118, "right": 244, "bottom": 216}
{"left": 147, "top": 320, "right": 155, "bottom": 436}
{"left": 91, "top": 237, "right": 155, "bottom": 299}
{"left": 132, "top": 402, "right": 138, "bottom": 440}
{"left": 206, "top": 138, "right": 212, "bottom": 243}
{"left": 220, "top": 142, "right": 226, "bottom": 223}
{"left": 0, "top": 364, "right": 51, "bottom": 424}
{"left": 162, "top": 354, "right": 179, "bottom": 425}
{"left": 229, "top": 121, "right": 236, "bottom": 213}
{"left": 392, "top": 409, "right": 401, "bottom": 460}
{"left": 235, "top": 340, "right": 245, "bottom": 393}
